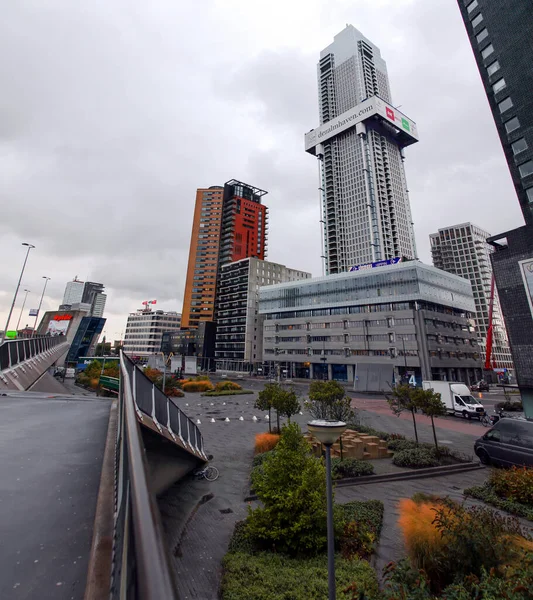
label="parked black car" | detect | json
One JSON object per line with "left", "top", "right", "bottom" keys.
{"left": 474, "top": 418, "right": 533, "bottom": 467}
{"left": 470, "top": 380, "right": 489, "bottom": 392}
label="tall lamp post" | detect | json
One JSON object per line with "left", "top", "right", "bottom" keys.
{"left": 32, "top": 276, "right": 50, "bottom": 337}
{"left": 15, "top": 289, "right": 31, "bottom": 332}
{"left": 4, "top": 242, "right": 35, "bottom": 338}
{"left": 307, "top": 419, "right": 347, "bottom": 600}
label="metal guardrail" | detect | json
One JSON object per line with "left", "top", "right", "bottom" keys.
{"left": 110, "top": 351, "right": 205, "bottom": 599}
{"left": 0, "top": 335, "right": 66, "bottom": 371}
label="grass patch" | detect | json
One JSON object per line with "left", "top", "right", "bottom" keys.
{"left": 201, "top": 389, "right": 254, "bottom": 396}
{"left": 221, "top": 552, "right": 378, "bottom": 600}
{"left": 465, "top": 483, "right": 533, "bottom": 521}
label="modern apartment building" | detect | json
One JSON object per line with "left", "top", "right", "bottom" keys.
{"left": 305, "top": 25, "right": 418, "bottom": 274}
{"left": 456, "top": 0, "right": 533, "bottom": 415}
{"left": 259, "top": 261, "right": 483, "bottom": 390}
{"left": 181, "top": 180, "right": 269, "bottom": 329}
{"left": 181, "top": 186, "right": 224, "bottom": 328}
{"left": 123, "top": 309, "right": 181, "bottom": 357}
{"left": 215, "top": 258, "right": 311, "bottom": 370}
{"left": 62, "top": 278, "right": 84, "bottom": 305}
{"left": 61, "top": 278, "right": 106, "bottom": 318}
{"left": 430, "top": 223, "right": 513, "bottom": 372}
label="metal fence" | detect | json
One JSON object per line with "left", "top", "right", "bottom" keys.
{"left": 110, "top": 352, "right": 205, "bottom": 599}
{"left": 0, "top": 335, "right": 66, "bottom": 371}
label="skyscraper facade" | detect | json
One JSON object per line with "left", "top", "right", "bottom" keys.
{"left": 62, "top": 278, "right": 84, "bottom": 305}
{"left": 457, "top": 0, "right": 533, "bottom": 225}
{"left": 181, "top": 180, "right": 268, "bottom": 329}
{"left": 305, "top": 25, "right": 419, "bottom": 274}
{"left": 430, "top": 222, "right": 513, "bottom": 372}
{"left": 456, "top": 0, "right": 533, "bottom": 415}
{"left": 181, "top": 186, "right": 224, "bottom": 329}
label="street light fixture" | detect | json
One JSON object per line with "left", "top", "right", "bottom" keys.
{"left": 15, "top": 289, "right": 31, "bottom": 332}
{"left": 3, "top": 242, "right": 35, "bottom": 338}
{"left": 32, "top": 277, "right": 51, "bottom": 337}
{"left": 307, "top": 419, "right": 347, "bottom": 600}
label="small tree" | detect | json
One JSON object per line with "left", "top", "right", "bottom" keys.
{"left": 387, "top": 383, "right": 419, "bottom": 444}
{"left": 255, "top": 383, "right": 280, "bottom": 433}
{"left": 414, "top": 388, "right": 446, "bottom": 455}
{"left": 276, "top": 387, "right": 301, "bottom": 423}
{"left": 247, "top": 422, "right": 331, "bottom": 555}
{"left": 306, "top": 380, "right": 345, "bottom": 419}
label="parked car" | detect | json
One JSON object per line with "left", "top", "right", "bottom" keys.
{"left": 474, "top": 418, "right": 533, "bottom": 467}
{"left": 470, "top": 380, "right": 489, "bottom": 392}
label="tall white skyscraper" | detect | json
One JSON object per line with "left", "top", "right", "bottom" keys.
{"left": 62, "top": 278, "right": 84, "bottom": 305}
{"left": 305, "top": 25, "right": 419, "bottom": 274}
{"left": 430, "top": 222, "right": 514, "bottom": 372}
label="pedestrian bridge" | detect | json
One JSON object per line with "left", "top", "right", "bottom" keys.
{"left": 0, "top": 350, "right": 206, "bottom": 600}
{"left": 0, "top": 335, "right": 69, "bottom": 391}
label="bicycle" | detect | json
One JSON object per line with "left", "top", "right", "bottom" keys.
{"left": 480, "top": 409, "right": 505, "bottom": 427}
{"left": 480, "top": 412, "right": 492, "bottom": 427}
{"left": 194, "top": 465, "right": 219, "bottom": 481}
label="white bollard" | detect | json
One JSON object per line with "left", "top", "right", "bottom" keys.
{"left": 210, "top": 418, "right": 216, "bottom": 423}
{"left": 299, "top": 411, "right": 303, "bottom": 415}
{"left": 252, "top": 415, "right": 258, "bottom": 422}
{"left": 185, "top": 403, "right": 189, "bottom": 407}
{"left": 239, "top": 416, "right": 244, "bottom": 421}
{"left": 265, "top": 415, "right": 269, "bottom": 420}
{"left": 196, "top": 419, "right": 201, "bottom": 425}
{"left": 225, "top": 417, "right": 230, "bottom": 422}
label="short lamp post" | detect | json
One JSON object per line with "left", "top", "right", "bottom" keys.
{"left": 307, "top": 419, "right": 347, "bottom": 600}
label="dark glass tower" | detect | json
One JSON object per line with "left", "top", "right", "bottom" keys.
{"left": 456, "top": 0, "right": 533, "bottom": 417}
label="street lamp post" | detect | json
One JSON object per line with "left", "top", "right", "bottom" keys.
{"left": 4, "top": 243, "right": 35, "bottom": 338}
{"left": 15, "top": 289, "right": 31, "bottom": 332}
{"left": 32, "top": 277, "right": 50, "bottom": 337}
{"left": 307, "top": 419, "right": 347, "bottom": 600}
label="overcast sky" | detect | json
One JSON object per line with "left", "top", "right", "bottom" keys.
{"left": 0, "top": 0, "right": 524, "bottom": 341}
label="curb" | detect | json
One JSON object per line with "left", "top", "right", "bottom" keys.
{"left": 244, "top": 462, "right": 482, "bottom": 501}
{"left": 83, "top": 400, "right": 118, "bottom": 600}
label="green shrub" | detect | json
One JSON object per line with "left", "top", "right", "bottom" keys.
{"left": 490, "top": 466, "right": 533, "bottom": 505}
{"left": 348, "top": 424, "right": 394, "bottom": 441}
{"left": 465, "top": 483, "right": 533, "bottom": 521}
{"left": 202, "top": 389, "right": 253, "bottom": 396}
{"left": 252, "top": 450, "right": 275, "bottom": 468}
{"left": 341, "top": 500, "right": 384, "bottom": 537}
{"left": 221, "top": 552, "right": 379, "bottom": 600}
{"left": 338, "top": 501, "right": 383, "bottom": 561}
{"left": 216, "top": 380, "right": 243, "bottom": 391}
{"left": 227, "top": 520, "right": 256, "bottom": 554}
{"left": 392, "top": 448, "right": 440, "bottom": 468}
{"left": 331, "top": 458, "right": 374, "bottom": 479}
{"left": 387, "top": 438, "right": 419, "bottom": 452}
{"left": 496, "top": 400, "right": 523, "bottom": 411}
{"left": 246, "top": 422, "right": 333, "bottom": 555}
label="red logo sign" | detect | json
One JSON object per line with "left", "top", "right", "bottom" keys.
{"left": 386, "top": 107, "right": 395, "bottom": 121}
{"left": 53, "top": 314, "right": 73, "bottom": 321}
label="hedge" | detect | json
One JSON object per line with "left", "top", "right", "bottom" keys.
{"left": 340, "top": 500, "right": 384, "bottom": 537}
{"left": 392, "top": 447, "right": 440, "bottom": 468}
{"left": 465, "top": 483, "right": 533, "bottom": 521}
{"left": 331, "top": 458, "right": 375, "bottom": 480}
{"left": 221, "top": 552, "right": 378, "bottom": 600}
{"left": 202, "top": 389, "right": 254, "bottom": 396}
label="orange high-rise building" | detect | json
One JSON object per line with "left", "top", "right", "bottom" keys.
{"left": 181, "top": 180, "right": 268, "bottom": 329}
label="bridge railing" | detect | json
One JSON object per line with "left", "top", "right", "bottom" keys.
{"left": 0, "top": 335, "right": 67, "bottom": 371}
{"left": 111, "top": 352, "right": 205, "bottom": 599}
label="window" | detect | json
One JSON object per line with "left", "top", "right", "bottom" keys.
{"left": 487, "top": 60, "right": 500, "bottom": 76}
{"left": 466, "top": 0, "right": 478, "bottom": 12}
{"left": 476, "top": 28, "right": 488, "bottom": 43}
{"left": 527, "top": 188, "right": 533, "bottom": 204}
{"left": 519, "top": 161, "right": 533, "bottom": 178}
{"left": 481, "top": 44, "right": 494, "bottom": 59}
{"left": 498, "top": 97, "right": 513, "bottom": 113}
{"left": 484, "top": 429, "right": 501, "bottom": 442}
{"left": 471, "top": 13, "right": 483, "bottom": 27}
{"left": 505, "top": 116, "right": 520, "bottom": 133}
{"left": 492, "top": 78, "right": 506, "bottom": 93}
{"left": 512, "top": 138, "right": 528, "bottom": 155}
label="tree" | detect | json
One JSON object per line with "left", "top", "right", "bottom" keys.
{"left": 276, "top": 387, "right": 301, "bottom": 423}
{"left": 413, "top": 388, "right": 446, "bottom": 455}
{"left": 306, "top": 380, "right": 345, "bottom": 419}
{"left": 387, "top": 383, "right": 420, "bottom": 444}
{"left": 255, "top": 383, "right": 280, "bottom": 433}
{"left": 329, "top": 396, "right": 355, "bottom": 461}
{"left": 247, "top": 422, "right": 332, "bottom": 555}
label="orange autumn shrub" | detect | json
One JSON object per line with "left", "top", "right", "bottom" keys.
{"left": 397, "top": 498, "right": 459, "bottom": 578}
{"left": 254, "top": 432, "right": 280, "bottom": 455}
